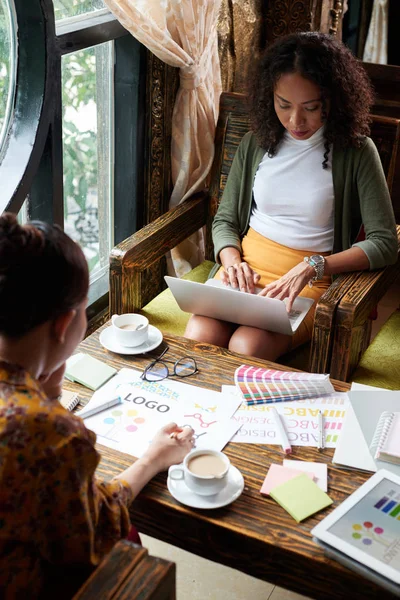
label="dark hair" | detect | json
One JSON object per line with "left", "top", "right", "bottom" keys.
{"left": 0, "top": 213, "right": 89, "bottom": 337}
{"left": 248, "top": 32, "right": 374, "bottom": 168}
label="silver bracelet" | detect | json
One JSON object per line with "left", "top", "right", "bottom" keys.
{"left": 303, "top": 255, "right": 325, "bottom": 287}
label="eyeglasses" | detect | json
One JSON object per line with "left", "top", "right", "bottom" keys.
{"left": 141, "top": 346, "right": 198, "bottom": 382}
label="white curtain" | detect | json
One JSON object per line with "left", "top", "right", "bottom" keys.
{"left": 363, "top": 0, "right": 389, "bottom": 64}
{"left": 104, "top": 0, "right": 222, "bottom": 276}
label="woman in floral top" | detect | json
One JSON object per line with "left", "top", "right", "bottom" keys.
{"left": 0, "top": 214, "right": 194, "bottom": 599}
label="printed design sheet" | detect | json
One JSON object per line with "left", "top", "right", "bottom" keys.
{"left": 82, "top": 369, "right": 241, "bottom": 458}
{"left": 222, "top": 385, "right": 349, "bottom": 448}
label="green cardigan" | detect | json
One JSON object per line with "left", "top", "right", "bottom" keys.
{"left": 212, "top": 132, "right": 397, "bottom": 274}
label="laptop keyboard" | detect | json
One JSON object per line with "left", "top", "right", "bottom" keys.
{"left": 288, "top": 309, "right": 302, "bottom": 321}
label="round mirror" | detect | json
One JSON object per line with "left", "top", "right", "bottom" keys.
{"left": 0, "top": 0, "right": 17, "bottom": 160}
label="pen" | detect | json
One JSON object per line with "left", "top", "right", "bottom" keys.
{"left": 270, "top": 406, "right": 292, "bottom": 454}
{"left": 318, "top": 410, "right": 325, "bottom": 451}
{"left": 77, "top": 397, "right": 122, "bottom": 419}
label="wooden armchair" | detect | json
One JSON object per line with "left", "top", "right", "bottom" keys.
{"left": 73, "top": 540, "right": 175, "bottom": 600}
{"left": 110, "top": 92, "right": 400, "bottom": 378}
{"left": 329, "top": 225, "right": 400, "bottom": 382}
{"left": 327, "top": 114, "right": 400, "bottom": 382}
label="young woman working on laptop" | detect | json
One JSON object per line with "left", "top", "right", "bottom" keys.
{"left": 185, "top": 32, "right": 397, "bottom": 361}
{"left": 0, "top": 214, "right": 195, "bottom": 599}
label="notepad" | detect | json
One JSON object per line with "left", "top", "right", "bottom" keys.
{"left": 270, "top": 473, "right": 333, "bottom": 522}
{"left": 370, "top": 412, "right": 400, "bottom": 464}
{"left": 59, "top": 389, "right": 80, "bottom": 411}
{"left": 65, "top": 353, "right": 117, "bottom": 391}
{"left": 260, "top": 464, "right": 314, "bottom": 496}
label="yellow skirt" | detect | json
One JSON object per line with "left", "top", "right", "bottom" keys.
{"left": 215, "top": 228, "right": 331, "bottom": 348}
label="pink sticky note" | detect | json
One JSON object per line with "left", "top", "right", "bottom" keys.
{"left": 260, "top": 464, "right": 314, "bottom": 496}
{"left": 283, "top": 460, "right": 328, "bottom": 492}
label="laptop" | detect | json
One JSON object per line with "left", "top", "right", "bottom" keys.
{"left": 165, "top": 276, "right": 314, "bottom": 336}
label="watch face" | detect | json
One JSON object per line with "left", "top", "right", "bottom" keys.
{"left": 310, "top": 255, "right": 323, "bottom": 264}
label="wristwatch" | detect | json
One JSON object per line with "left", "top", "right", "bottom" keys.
{"left": 304, "top": 254, "right": 325, "bottom": 287}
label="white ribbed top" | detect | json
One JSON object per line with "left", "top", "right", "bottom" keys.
{"left": 250, "top": 127, "right": 334, "bottom": 251}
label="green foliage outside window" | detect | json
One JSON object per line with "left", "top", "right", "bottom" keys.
{"left": 56, "top": 0, "right": 106, "bottom": 273}
{"left": 54, "top": 0, "right": 104, "bottom": 21}
{"left": 62, "top": 48, "right": 97, "bottom": 218}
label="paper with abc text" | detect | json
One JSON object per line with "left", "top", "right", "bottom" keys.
{"left": 222, "top": 384, "right": 349, "bottom": 448}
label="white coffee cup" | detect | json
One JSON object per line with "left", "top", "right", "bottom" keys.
{"left": 168, "top": 449, "right": 230, "bottom": 496}
{"left": 111, "top": 313, "right": 149, "bottom": 347}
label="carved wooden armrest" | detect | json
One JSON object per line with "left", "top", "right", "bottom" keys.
{"left": 110, "top": 193, "right": 208, "bottom": 314}
{"left": 73, "top": 540, "right": 175, "bottom": 600}
{"left": 309, "top": 271, "right": 363, "bottom": 374}
{"left": 329, "top": 225, "right": 400, "bottom": 381}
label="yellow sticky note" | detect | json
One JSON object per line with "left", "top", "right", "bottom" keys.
{"left": 270, "top": 473, "right": 333, "bottom": 522}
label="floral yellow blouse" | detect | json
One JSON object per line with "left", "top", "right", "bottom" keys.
{"left": 0, "top": 362, "right": 133, "bottom": 599}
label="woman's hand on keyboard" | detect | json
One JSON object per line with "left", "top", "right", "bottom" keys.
{"left": 221, "top": 261, "right": 260, "bottom": 293}
{"left": 258, "top": 261, "right": 315, "bottom": 311}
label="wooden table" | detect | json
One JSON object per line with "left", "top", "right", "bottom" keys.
{"left": 67, "top": 324, "right": 394, "bottom": 600}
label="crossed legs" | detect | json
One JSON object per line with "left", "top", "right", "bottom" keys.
{"left": 184, "top": 315, "right": 292, "bottom": 362}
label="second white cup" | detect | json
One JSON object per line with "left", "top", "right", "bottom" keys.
{"left": 111, "top": 313, "right": 149, "bottom": 347}
{"left": 168, "top": 449, "right": 230, "bottom": 496}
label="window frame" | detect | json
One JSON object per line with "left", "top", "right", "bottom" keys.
{"left": 0, "top": 0, "right": 146, "bottom": 308}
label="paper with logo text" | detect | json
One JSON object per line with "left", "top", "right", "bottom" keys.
{"left": 80, "top": 369, "right": 241, "bottom": 458}
{"left": 222, "top": 385, "right": 349, "bottom": 448}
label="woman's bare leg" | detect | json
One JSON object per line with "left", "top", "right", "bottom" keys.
{"left": 184, "top": 315, "right": 236, "bottom": 348}
{"left": 228, "top": 326, "right": 291, "bottom": 361}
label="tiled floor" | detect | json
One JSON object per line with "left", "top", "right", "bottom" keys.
{"left": 140, "top": 281, "right": 400, "bottom": 600}
{"left": 140, "top": 534, "right": 310, "bottom": 600}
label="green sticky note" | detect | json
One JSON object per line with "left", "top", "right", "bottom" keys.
{"left": 65, "top": 353, "right": 117, "bottom": 391}
{"left": 270, "top": 473, "right": 333, "bottom": 522}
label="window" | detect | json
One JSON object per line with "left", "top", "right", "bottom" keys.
{"left": 62, "top": 42, "right": 113, "bottom": 299}
{"left": 54, "top": 0, "right": 105, "bottom": 21}
{"left": 0, "top": 0, "right": 17, "bottom": 159}
{"left": 0, "top": 0, "right": 145, "bottom": 308}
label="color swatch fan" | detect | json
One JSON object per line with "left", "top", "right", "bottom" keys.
{"left": 234, "top": 365, "right": 334, "bottom": 406}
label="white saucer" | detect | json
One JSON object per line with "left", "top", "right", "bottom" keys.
{"left": 99, "top": 325, "right": 163, "bottom": 355}
{"left": 167, "top": 465, "right": 244, "bottom": 509}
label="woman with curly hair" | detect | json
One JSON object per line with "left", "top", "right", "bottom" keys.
{"left": 185, "top": 32, "right": 397, "bottom": 360}
{"left": 0, "top": 213, "right": 194, "bottom": 599}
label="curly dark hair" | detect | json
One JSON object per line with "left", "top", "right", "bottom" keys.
{"left": 248, "top": 32, "right": 374, "bottom": 168}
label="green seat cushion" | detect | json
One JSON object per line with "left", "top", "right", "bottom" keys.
{"left": 353, "top": 309, "right": 400, "bottom": 390}
{"left": 140, "top": 260, "right": 215, "bottom": 336}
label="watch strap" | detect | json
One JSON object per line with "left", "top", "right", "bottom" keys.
{"left": 304, "top": 254, "right": 325, "bottom": 285}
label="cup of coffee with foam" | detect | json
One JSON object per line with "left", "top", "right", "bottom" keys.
{"left": 111, "top": 313, "right": 149, "bottom": 347}
{"left": 168, "top": 449, "right": 230, "bottom": 496}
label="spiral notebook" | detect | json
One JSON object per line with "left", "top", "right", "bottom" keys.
{"left": 370, "top": 412, "right": 400, "bottom": 465}
{"left": 59, "top": 389, "right": 80, "bottom": 411}
{"left": 333, "top": 391, "right": 400, "bottom": 475}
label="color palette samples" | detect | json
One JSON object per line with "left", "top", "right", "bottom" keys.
{"left": 234, "top": 365, "right": 334, "bottom": 406}
{"left": 374, "top": 494, "right": 400, "bottom": 518}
